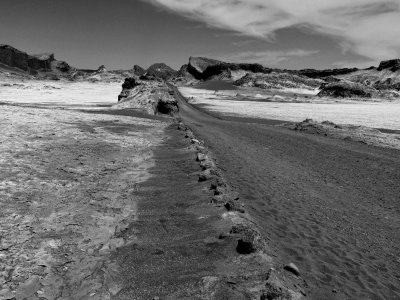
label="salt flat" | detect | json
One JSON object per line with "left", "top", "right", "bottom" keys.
{"left": 180, "top": 86, "right": 400, "bottom": 131}
{"left": 0, "top": 80, "right": 121, "bottom": 108}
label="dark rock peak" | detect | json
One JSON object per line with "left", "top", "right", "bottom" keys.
{"left": 132, "top": 65, "right": 145, "bottom": 76}
{"left": 377, "top": 59, "right": 400, "bottom": 72}
{"left": 147, "top": 62, "right": 175, "bottom": 71}
{"left": 95, "top": 65, "right": 107, "bottom": 73}
{"left": 145, "top": 63, "right": 178, "bottom": 80}
{"left": 188, "top": 56, "right": 222, "bottom": 73}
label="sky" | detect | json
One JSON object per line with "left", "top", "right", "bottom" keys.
{"left": 0, "top": 0, "right": 399, "bottom": 70}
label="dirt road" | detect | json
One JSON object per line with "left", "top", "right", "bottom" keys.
{"left": 172, "top": 86, "right": 400, "bottom": 299}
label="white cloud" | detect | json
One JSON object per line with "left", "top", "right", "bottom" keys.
{"left": 146, "top": 0, "right": 400, "bottom": 61}
{"left": 219, "top": 49, "right": 319, "bottom": 66}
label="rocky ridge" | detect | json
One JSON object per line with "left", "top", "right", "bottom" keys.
{"left": 234, "top": 72, "right": 324, "bottom": 91}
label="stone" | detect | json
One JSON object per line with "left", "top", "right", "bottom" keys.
{"left": 197, "top": 153, "right": 207, "bottom": 162}
{"left": 284, "top": 263, "right": 300, "bottom": 276}
{"left": 225, "top": 200, "right": 245, "bottom": 213}
{"left": 199, "top": 169, "right": 212, "bottom": 182}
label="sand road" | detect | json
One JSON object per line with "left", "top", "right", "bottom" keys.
{"left": 172, "top": 85, "right": 400, "bottom": 299}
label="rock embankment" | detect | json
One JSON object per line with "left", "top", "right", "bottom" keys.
{"left": 235, "top": 72, "right": 323, "bottom": 90}
{"left": 116, "top": 77, "right": 178, "bottom": 115}
{"left": 318, "top": 81, "right": 376, "bottom": 98}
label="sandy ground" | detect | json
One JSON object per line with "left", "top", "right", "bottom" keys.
{"left": 0, "top": 81, "right": 121, "bottom": 108}
{"left": 1, "top": 82, "right": 292, "bottom": 300}
{"left": 0, "top": 82, "right": 168, "bottom": 298}
{"left": 174, "top": 86, "right": 400, "bottom": 299}
{"left": 179, "top": 86, "right": 400, "bottom": 131}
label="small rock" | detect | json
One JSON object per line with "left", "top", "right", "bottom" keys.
{"left": 200, "top": 159, "right": 214, "bottom": 170}
{"left": 198, "top": 169, "right": 213, "bottom": 182}
{"left": 218, "top": 233, "right": 228, "bottom": 239}
{"left": 196, "top": 153, "right": 207, "bottom": 162}
{"left": 224, "top": 200, "right": 245, "bottom": 213}
{"left": 185, "top": 131, "right": 194, "bottom": 139}
{"left": 284, "top": 263, "right": 300, "bottom": 276}
{"left": 191, "top": 138, "right": 200, "bottom": 144}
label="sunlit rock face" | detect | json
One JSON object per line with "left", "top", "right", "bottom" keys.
{"left": 117, "top": 77, "right": 178, "bottom": 115}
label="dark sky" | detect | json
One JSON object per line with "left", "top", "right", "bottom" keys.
{"left": 0, "top": 0, "right": 393, "bottom": 70}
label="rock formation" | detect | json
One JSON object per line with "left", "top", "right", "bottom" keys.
{"left": 185, "top": 56, "right": 272, "bottom": 80}
{"left": 117, "top": 77, "right": 178, "bottom": 115}
{"left": 318, "top": 81, "right": 377, "bottom": 98}
{"left": 296, "top": 68, "right": 359, "bottom": 79}
{"left": 377, "top": 59, "right": 400, "bottom": 72}
{"left": 132, "top": 65, "right": 145, "bottom": 76}
{"left": 145, "top": 63, "right": 178, "bottom": 80}
{"left": 235, "top": 72, "right": 323, "bottom": 90}
{"left": 0, "top": 44, "right": 72, "bottom": 78}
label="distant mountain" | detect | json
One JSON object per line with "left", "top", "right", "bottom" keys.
{"left": 144, "top": 63, "right": 178, "bottom": 80}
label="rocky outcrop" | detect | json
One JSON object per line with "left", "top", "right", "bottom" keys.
{"left": 0, "top": 45, "right": 30, "bottom": 71}
{"left": 318, "top": 81, "right": 377, "bottom": 98}
{"left": 145, "top": 63, "right": 178, "bottom": 80}
{"left": 116, "top": 77, "right": 178, "bottom": 115}
{"left": 187, "top": 57, "right": 222, "bottom": 78}
{"left": 186, "top": 56, "right": 272, "bottom": 80}
{"left": 377, "top": 59, "right": 400, "bottom": 72}
{"left": 132, "top": 65, "right": 145, "bottom": 76}
{"left": 235, "top": 72, "right": 323, "bottom": 90}
{"left": 0, "top": 44, "right": 74, "bottom": 79}
{"left": 297, "top": 68, "right": 358, "bottom": 79}
{"left": 28, "top": 53, "right": 54, "bottom": 70}
{"left": 94, "top": 65, "right": 107, "bottom": 73}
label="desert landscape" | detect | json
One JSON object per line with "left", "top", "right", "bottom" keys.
{"left": 1, "top": 1, "right": 400, "bottom": 299}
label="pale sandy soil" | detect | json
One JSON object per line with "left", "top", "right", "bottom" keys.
{"left": 0, "top": 82, "right": 167, "bottom": 299}
{"left": 0, "top": 80, "right": 121, "bottom": 109}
